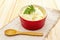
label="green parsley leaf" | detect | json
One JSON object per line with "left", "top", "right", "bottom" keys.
{"left": 24, "top": 5, "right": 35, "bottom": 14}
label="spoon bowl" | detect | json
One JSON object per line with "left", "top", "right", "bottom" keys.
{"left": 5, "top": 29, "right": 17, "bottom": 36}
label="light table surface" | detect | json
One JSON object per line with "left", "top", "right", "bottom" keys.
{"left": 0, "top": 0, "right": 60, "bottom": 40}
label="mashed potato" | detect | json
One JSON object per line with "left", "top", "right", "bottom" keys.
{"left": 20, "top": 5, "right": 46, "bottom": 21}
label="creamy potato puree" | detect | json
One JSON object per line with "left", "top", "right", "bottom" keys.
{"left": 20, "top": 5, "right": 45, "bottom": 21}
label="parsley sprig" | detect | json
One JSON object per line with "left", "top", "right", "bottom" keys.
{"left": 24, "top": 5, "right": 35, "bottom": 14}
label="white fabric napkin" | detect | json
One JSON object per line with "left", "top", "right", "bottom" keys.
{"left": 0, "top": 8, "right": 60, "bottom": 40}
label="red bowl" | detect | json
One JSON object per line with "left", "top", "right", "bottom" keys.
{"left": 20, "top": 17, "right": 46, "bottom": 30}
{"left": 19, "top": 5, "right": 46, "bottom": 30}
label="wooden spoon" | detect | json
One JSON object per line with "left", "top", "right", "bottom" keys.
{"left": 5, "top": 29, "right": 43, "bottom": 36}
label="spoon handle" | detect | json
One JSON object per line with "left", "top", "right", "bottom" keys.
{"left": 19, "top": 32, "right": 43, "bottom": 36}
